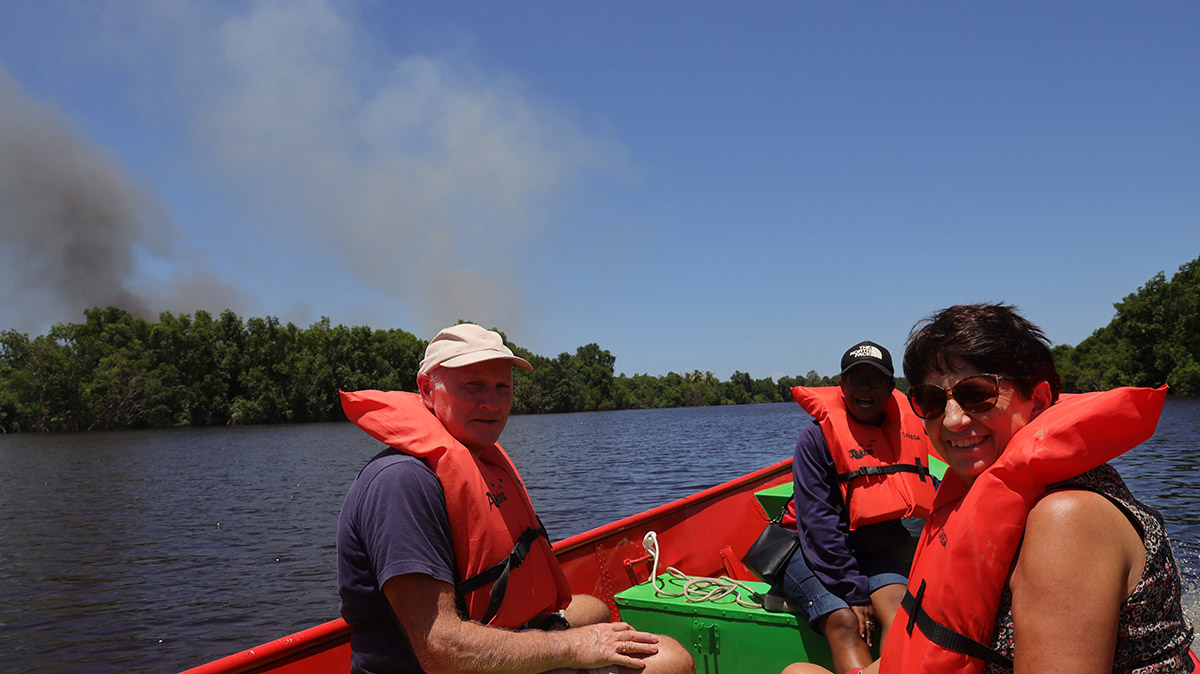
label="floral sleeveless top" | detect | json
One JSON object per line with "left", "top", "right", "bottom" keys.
{"left": 984, "top": 464, "right": 1194, "bottom": 674}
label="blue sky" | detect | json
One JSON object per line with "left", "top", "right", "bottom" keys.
{"left": 1, "top": 1, "right": 1197, "bottom": 380}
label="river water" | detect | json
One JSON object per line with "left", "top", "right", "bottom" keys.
{"left": 1, "top": 400, "right": 1197, "bottom": 673}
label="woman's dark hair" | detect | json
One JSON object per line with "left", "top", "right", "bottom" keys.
{"left": 903, "top": 303, "right": 1061, "bottom": 403}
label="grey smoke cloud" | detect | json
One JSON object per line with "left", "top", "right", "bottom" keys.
{"left": 0, "top": 0, "right": 620, "bottom": 337}
{"left": 0, "top": 66, "right": 157, "bottom": 328}
{"left": 172, "top": 0, "right": 620, "bottom": 334}
{"left": 0, "top": 65, "right": 246, "bottom": 335}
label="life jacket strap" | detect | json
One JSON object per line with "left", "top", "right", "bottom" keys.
{"left": 834, "top": 457, "right": 931, "bottom": 484}
{"left": 901, "top": 579, "right": 1014, "bottom": 668}
{"left": 456, "top": 524, "right": 549, "bottom": 625}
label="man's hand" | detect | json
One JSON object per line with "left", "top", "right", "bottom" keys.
{"left": 556, "top": 621, "right": 660, "bottom": 670}
{"left": 387, "top": 574, "right": 669, "bottom": 673}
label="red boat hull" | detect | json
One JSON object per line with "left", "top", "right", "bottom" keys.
{"left": 181, "top": 459, "right": 793, "bottom": 674}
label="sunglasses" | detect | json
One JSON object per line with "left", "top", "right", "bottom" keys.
{"left": 843, "top": 372, "right": 893, "bottom": 389}
{"left": 906, "top": 374, "right": 1019, "bottom": 420}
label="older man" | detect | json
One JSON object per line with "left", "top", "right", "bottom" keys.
{"left": 337, "top": 324, "right": 692, "bottom": 674}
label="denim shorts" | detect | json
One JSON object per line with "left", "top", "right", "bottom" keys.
{"left": 779, "top": 546, "right": 909, "bottom": 627}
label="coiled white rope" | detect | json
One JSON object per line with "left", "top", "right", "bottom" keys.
{"left": 641, "top": 531, "right": 762, "bottom": 609}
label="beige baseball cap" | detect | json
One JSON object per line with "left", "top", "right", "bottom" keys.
{"left": 417, "top": 324, "right": 533, "bottom": 376}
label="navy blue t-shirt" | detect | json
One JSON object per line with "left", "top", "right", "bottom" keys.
{"left": 337, "top": 450, "right": 456, "bottom": 674}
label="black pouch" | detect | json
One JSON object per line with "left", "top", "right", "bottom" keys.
{"left": 741, "top": 507, "right": 800, "bottom": 585}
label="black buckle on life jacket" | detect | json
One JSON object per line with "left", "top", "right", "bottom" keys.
{"left": 900, "top": 579, "right": 1014, "bottom": 668}
{"left": 834, "top": 458, "right": 932, "bottom": 485}
{"left": 456, "top": 525, "right": 549, "bottom": 626}
{"left": 508, "top": 530, "right": 534, "bottom": 567}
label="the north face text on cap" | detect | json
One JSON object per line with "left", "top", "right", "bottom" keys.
{"left": 850, "top": 345, "right": 883, "bottom": 360}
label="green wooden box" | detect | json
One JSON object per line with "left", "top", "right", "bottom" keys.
{"left": 614, "top": 574, "right": 833, "bottom": 674}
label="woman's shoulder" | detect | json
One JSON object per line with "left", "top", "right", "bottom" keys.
{"left": 1028, "top": 486, "right": 1135, "bottom": 539}
{"left": 1034, "top": 464, "right": 1140, "bottom": 539}
{"left": 1051, "top": 464, "right": 1166, "bottom": 540}
{"left": 1029, "top": 463, "right": 1147, "bottom": 564}
{"left": 1024, "top": 475, "right": 1147, "bottom": 597}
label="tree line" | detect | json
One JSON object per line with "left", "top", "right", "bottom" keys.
{"left": 0, "top": 307, "right": 837, "bottom": 432}
{"left": 1, "top": 254, "right": 1196, "bottom": 432}
{"left": 1053, "top": 254, "right": 1200, "bottom": 396}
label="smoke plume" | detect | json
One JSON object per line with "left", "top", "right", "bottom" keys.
{"left": 1, "top": 0, "right": 619, "bottom": 337}
{"left": 170, "top": 0, "right": 619, "bottom": 334}
{"left": 0, "top": 67, "right": 160, "bottom": 331}
{"left": 0, "top": 65, "right": 245, "bottom": 335}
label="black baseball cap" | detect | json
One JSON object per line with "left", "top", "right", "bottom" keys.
{"left": 840, "top": 340, "right": 894, "bottom": 377}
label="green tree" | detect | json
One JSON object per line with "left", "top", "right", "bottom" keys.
{"left": 57, "top": 307, "right": 175, "bottom": 429}
{"left": 567, "top": 343, "right": 616, "bottom": 411}
{"left": 1057, "top": 256, "right": 1200, "bottom": 395}
{"left": 726, "top": 371, "right": 753, "bottom": 405}
{"left": 0, "top": 330, "right": 76, "bottom": 431}
{"left": 230, "top": 316, "right": 294, "bottom": 424}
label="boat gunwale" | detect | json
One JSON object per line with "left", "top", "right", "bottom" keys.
{"left": 551, "top": 458, "right": 791, "bottom": 555}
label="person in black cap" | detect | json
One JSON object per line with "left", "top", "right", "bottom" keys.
{"left": 778, "top": 341, "right": 937, "bottom": 674}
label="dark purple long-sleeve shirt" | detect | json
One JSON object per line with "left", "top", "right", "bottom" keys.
{"left": 791, "top": 420, "right": 912, "bottom": 606}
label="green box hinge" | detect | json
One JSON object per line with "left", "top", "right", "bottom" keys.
{"left": 693, "top": 620, "right": 720, "bottom": 655}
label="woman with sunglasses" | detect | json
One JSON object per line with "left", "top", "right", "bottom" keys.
{"left": 786, "top": 303, "right": 1194, "bottom": 674}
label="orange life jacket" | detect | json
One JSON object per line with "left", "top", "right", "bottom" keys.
{"left": 340, "top": 389, "right": 573, "bottom": 629}
{"left": 880, "top": 386, "right": 1168, "bottom": 674}
{"left": 791, "top": 386, "right": 936, "bottom": 530}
